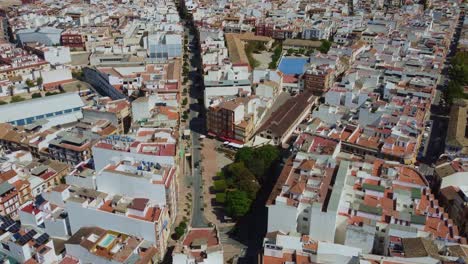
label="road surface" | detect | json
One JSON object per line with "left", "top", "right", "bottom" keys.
{"left": 186, "top": 26, "right": 208, "bottom": 228}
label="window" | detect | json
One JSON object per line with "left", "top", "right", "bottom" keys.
{"left": 64, "top": 109, "right": 73, "bottom": 113}
{"left": 303, "top": 217, "right": 308, "bottom": 221}
{"left": 46, "top": 113, "right": 54, "bottom": 117}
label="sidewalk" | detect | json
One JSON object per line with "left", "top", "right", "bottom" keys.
{"left": 200, "top": 138, "right": 243, "bottom": 262}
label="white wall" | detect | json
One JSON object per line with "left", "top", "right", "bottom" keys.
{"left": 4, "top": 240, "right": 31, "bottom": 263}
{"left": 65, "top": 175, "right": 96, "bottom": 190}
{"left": 204, "top": 85, "right": 251, "bottom": 107}
{"left": 205, "top": 250, "right": 223, "bottom": 264}
{"left": 43, "top": 189, "right": 69, "bottom": 208}
{"left": 172, "top": 254, "right": 189, "bottom": 264}
{"left": 66, "top": 200, "right": 157, "bottom": 243}
{"left": 172, "top": 250, "right": 223, "bottom": 264}
{"left": 312, "top": 105, "right": 344, "bottom": 125}
{"left": 96, "top": 170, "right": 166, "bottom": 206}
{"left": 256, "top": 84, "right": 275, "bottom": 98}
{"left": 233, "top": 105, "right": 244, "bottom": 124}
{"left": 267, "top": 202, "right": 298, "bottom": 233}
{"left": 308, "top": 206, "right": 336, "bottom": 242}
{"left": 44, "top": 217, "right": 69, "bottom": 239}
{"left": 40, "top": 68, "right": 73, "bottom": 84}
{"left": 18, "top": 210, "right": 42, "bottom": 227}
{"left": 44, "top": 47, "right": 71, "bottom": 65}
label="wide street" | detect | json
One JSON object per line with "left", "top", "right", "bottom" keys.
{"left": 185, "top": 24, "right": 208, "bottom": 228}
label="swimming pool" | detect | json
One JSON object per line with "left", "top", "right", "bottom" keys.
{"left": 98, "top": 233, "right": 116, "bottom": 248}
{"left": 277, "top": 57, "right": 309, "bottom": 75}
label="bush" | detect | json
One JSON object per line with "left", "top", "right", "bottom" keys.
{"left": 45, "top": 91, "right": 60, "bottom": 96}
{"left": 216, "top": 193, "right": 226, "bottom": 203}
{"left": 182, "top": 97, "right": 188, "bottom": 105}
{"left": 173, "top": 221, "right": 188, "bottom": 240}
{"left": 213, "top": 179, "right": 227, "bottom": 192}
{"left": 10, "top": 95, "right": 25, "bottom": 103}
{"left": 216, "top": 171, "right": 224, "bottom": 179}
{"left": 31, "top": 92, "right": 42, "bottom": 99}
{"left": 0, "top": 100, "right": 7, "bottom": 105}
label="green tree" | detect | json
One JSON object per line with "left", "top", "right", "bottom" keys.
{"left": 235, "top": 145, "right": 280, "bottom": 182}
{"left": 244, "top": 158, "right": 266, "bottom": 181}
{"left": 182, "top": 97, "right": 188, "bottom": 106}
{"left": 225, "top": 162, "right": 259, "bottom": 199}
{"left": 318, "top": 39, "right": 332, "bottom": 54}
{"left": 256, "top": 145, "right": 280, "bottom": 170}
{"left": 235, "top": 147, "right": 254, "bottom": 163}
{"left": 269, "top": 43, "right": 283, "bottom": 69}
{"left": 444, "top": 52, "right": 468, "bottom": 104}
{"left": 225, "top": 190, "right": 251, "bottom": 218}
{"left": 36, "top": 77, "right": 43, "bottom": 89}
{"left": 25, "top": 79, "right": 34, "bottom": 93}
{"left": 25, "top": 79, "right": 35, "bottom": 87}
{"left": 0, "top": 100, "right": 7, "bottom": 105}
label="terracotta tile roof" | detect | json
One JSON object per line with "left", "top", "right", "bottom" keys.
{"left": 20, "top": 203, "right": 40, "bottom": 215}
{"left": 298, "top": 160, "right": 315, "bottom": 171}
{"left": 0, "top": 170, "right": 17, "bottom": 182}
{"left": 128, "top": 198, "right": 149, "bottom": 211}
{"left": 183, "top": 228, "right": 219, "bottom": 247}
{"left": 289, "top": 180, "right": 306, "bottom": 195}
{"left": 282, "top": 74, "right": 299, "bottom": 83}
{"left": 59, "top": 256, "right": 79, "bottom": 264}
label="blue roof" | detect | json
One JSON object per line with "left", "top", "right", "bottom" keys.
{"left": 277, "top": 57, "right": 309, "bottom": 75}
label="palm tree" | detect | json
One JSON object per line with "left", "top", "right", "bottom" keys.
{"left": 36, "top": 77, "right": 43, "bottom": 91}
{"left": 25, "top": 79, "right": 34, "bottom": 93}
